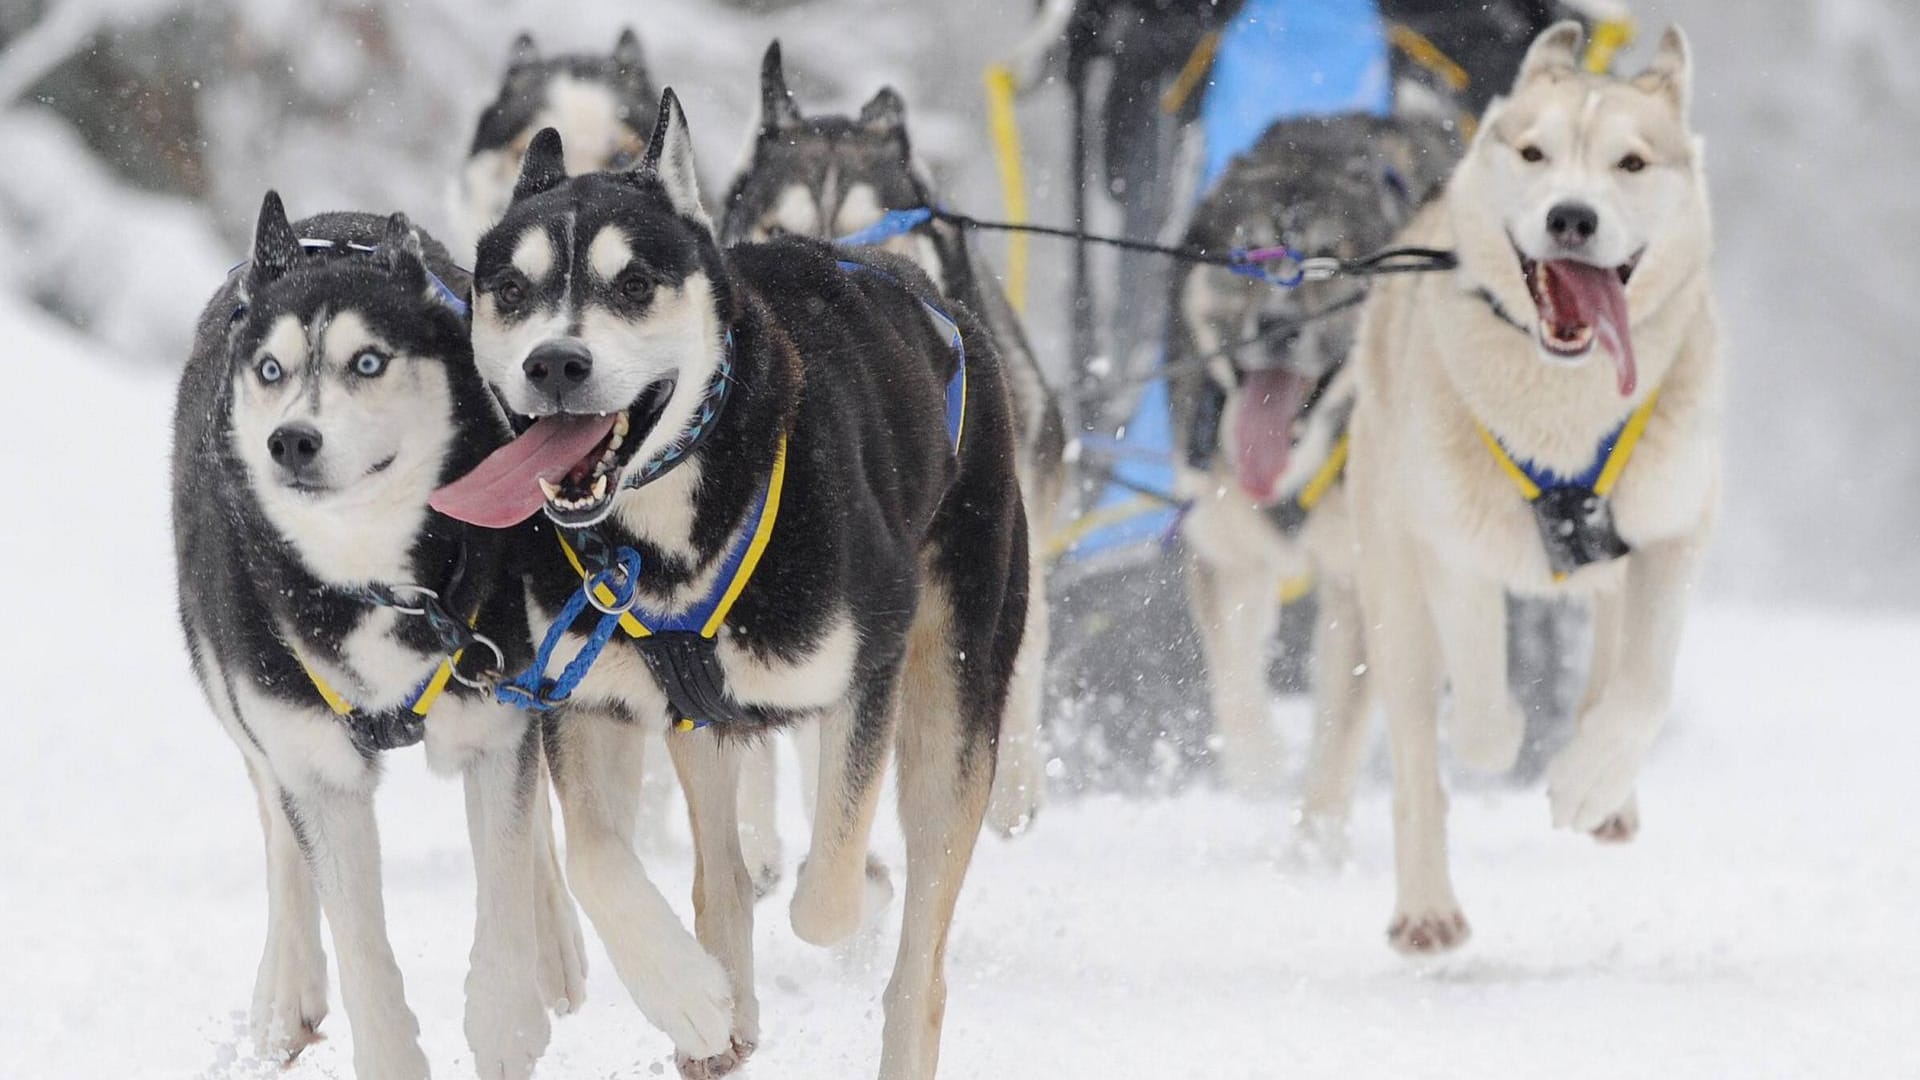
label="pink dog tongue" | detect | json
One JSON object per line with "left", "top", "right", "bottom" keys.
{"left": 1545, "top": 260, "right": 1637, "bottom": 396}
{"left": 429, "top": 413, "right": 617, "bottom": 528}
{"left": 1233, "top": 368, "right": 1311, "bottom": 505}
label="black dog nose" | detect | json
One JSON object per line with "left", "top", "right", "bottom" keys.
{"left": 523, "top": 341, "right": 594, "bottom": 389}
{"left": 1546, "top": 202, "right": 1599, "bottom": 247}
{"left": 268, "top": 423, "right": 323, "bottom": 468}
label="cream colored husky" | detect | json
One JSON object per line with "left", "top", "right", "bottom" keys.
{"left": 1347, "top": 22, "right": 1720, "bottom": 954}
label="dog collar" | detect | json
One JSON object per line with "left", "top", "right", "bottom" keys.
{"left": 622, "top": 329, "right": 737, "bottom": 493}
{"left": 1476, "top": 389, "right": 1661, "bottom": 581}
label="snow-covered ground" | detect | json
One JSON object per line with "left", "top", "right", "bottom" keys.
{"left": 4, "top": 295, "right": 1919, "bottom": 1079}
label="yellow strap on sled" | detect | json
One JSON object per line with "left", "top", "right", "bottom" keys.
{"left": 1161, "top": 31, "right": 1221, "bottom": 115}
{"left": 983, "top": 65, "right": 1030, "bottom": 313}
{"left": 1584, "top": 19, "right": 1637, "bottom": 75}
{"left": 1387, "top": 23, "right": 1478, "bottom": 138}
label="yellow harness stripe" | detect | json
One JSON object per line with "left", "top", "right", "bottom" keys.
{"left": 300, "top": 658, "right": 357, "bottom": 717}
{"left": 1477, "top": 389, "right": 1661, "bottom": 504}
{"left": 1296, "top": 432, "right": 1351, "bottom": 514}
{"left": 1161, "top": 30, "right": 1222, "bottom": 114}
{"left": 556, "top": 530, "right": 651, "bottom": 638}
{"left": 298, "top": 647, "right": 464, "bottom": 720}
{"left": 702, "top": 433, "right": 788, "bottom": 638}
{"left": 408, "top": 652, "right": 463, "bottom": 717}
{"left": 1594, "top": 389, "right": 1658, "bottom": 497}
{"left": 982, "top": 66, "right": 1029, "bottom": 313}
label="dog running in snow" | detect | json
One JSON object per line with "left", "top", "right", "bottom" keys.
{"left": 1346, "top": 22, "right": 1720, "bottom": 953}
{"left": 717, "top": 40, "right": 1067, "bottom": 853}
{"left": 450, "top": 27, "right": 660, "bottom": 255}
{"left": 171, "top": 196, "right": 587, "bottom": 1078}
{"left": 429, "top": 90, "right": 1028, "bottom": 1079}
{"left": 1168, "top": 112, "right": 1457, "bottom": 830}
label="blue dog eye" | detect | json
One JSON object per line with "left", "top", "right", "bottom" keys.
{"left": 258, "top": 357, "right": 283, "bottom": 383}
{"left": 353, "top": 351, "right": 388, "bottom": 377}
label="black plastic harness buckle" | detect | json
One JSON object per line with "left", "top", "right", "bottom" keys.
{"left": 1530, "top": 486, "right": 1632, "bottom": 579}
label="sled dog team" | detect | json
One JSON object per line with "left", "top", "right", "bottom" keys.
{"left": 172, "top": 21, "right": 1718, "bottom": 1080}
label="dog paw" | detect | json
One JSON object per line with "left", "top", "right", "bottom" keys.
{"left": 633, "top": 939, "right": 736, "bottom": 1061}
{"left": 1387, "top": 908, "right": 1471, "bottom": 955}
{"left": 1547, "top": 732, "right": 1646, "bottom": 833}
{"left": 790, "top": 854, "right": 894, "bottom": 947}
{"left": 1590, "top": 794, "right": 1641, "bottom": 844}
{"left": 535, "top": 868, "right": 590, "bottom": 1015}
{"left": 986, "top": 743, "right": 1046, "bottom": 838}
{"left": 1289, "top": 810, "right": 1352, "bottom": 871}
{"left": 464, "top": 979, "right": 550, "bottom": 1080}
{"left": 738, "top": 822, "right": 784, "bottom": 904}
{"left": 678, "top": 1035, "right": 757, "bottom": 1079}
{"left": 249, "top": 935, "right": 329, "bottom": 1062}
{"left": 1451, "top": 696, "right": 1526, "bottom": 773}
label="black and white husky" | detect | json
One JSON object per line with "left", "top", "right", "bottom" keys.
{"left": 430, "top": 91, "right": 1028, "bottom": 1079}
{"left": 451, "top": 27, "right": 659, "bottom": 254}
{"left": 172, "top": 197, "right": 586, "bottom": 1078}
{"left": 720, "top": 41, "right": 1066, "bottom": 840}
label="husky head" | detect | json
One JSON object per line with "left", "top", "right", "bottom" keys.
{"left": 1187, "top": 116, "right": 1449, "bottom": 504}
{"left": 433, "top": 89, "right": 728, "bottom": 531}
{"left": 454, "top": 29, "right": 659, "bottom": 252}
{"left": 719, "top": 42, "right": 929, "bottom": 255}
{"left": 1451, "top": 22, "right": 1708, "bottom": 397}
{"left": 227, "top": 193, "right": 488, "bottom": 569}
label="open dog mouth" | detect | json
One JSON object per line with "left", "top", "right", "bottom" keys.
{"left": 1513, "top": 244, "right": 1643, "bottom": 396}
{"left": 1231, "top": 367, "right": 1315, "bottom": 506}
{"left": 429, "top": 377, "right": 676, "bottom": 528}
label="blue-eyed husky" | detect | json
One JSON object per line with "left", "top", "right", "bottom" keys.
{"left": 171, "top": 196, "right": 585, "bottom": 1078}
{"left": 429, "top": 91, "right": 1028, "bottom": 1079}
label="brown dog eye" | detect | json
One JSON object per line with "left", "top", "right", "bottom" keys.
{"left": 1519, "top": 145, "right": 1546, "bottom": 164}
{"left": 620, "top": 276, "right": 653, "bottom": 303}
{"left": 1618, "top": 153, "right": 1647, "bottom": 173}
{"left": 495, "top": 278, "right": 526, "bottom": 310}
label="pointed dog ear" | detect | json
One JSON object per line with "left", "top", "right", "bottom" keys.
{"left": 509, "top": 32, "right": 539, "bottom": 69}
{"left": 512, "top": 127, "right": 568, "bottom": 204}
{"left": 1515, "top": 20, "right": 1584, "bottom": 89}
{"left": 859, "top": 86, "right": 908, "bottom": 135}
{"left": 380, "top": 212, "right": 428, "bottom": 294}
{"left": 613, "top": 27, "right": 645, "bottom": 71}
{"left": 1633, "top": 25, "right": 1692, "bottom": 117}
{"left": 760, "top": 40, "right": 802, "bottom": 132}
{"left": 642, "top": 88, "right": 712, "bottom": 232}
{"left": 248, "top": 190, "right": 302, "bottom": 289}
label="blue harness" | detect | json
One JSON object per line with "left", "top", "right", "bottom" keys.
{"left": 228, "top": 238, "right": 469, "bottom": 319}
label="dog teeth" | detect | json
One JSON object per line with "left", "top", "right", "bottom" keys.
{"left": 613, "top": 412, "right": 630, "bottom": 438}
{"left": 591, "top": 474, "right": 608, "bottom": 499}
{"left": 538, "top": 478, "right": 561, "bottom": 503}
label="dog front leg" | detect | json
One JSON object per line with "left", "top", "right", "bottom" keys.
{"left": 282, "top": 778, "right": 428, "bottom": 1080}
{"left": 1187, "top": 552, "right": 1288, "bottom": 796}
{"left": 1359, "top": 534, "right": 1466, "bottom": 954}
{"left": 1548, "top": 533, "right": 1706, "bottom": 833}
{"left": 1427, "top": 558, "right": 1526, "bottom": 772}
{"left": 461, "top": 720, "right": 550, "bottom": 1080}
{"left": 1298, "top": 579, "right": 1373, "bottom": 856}
{"left": 549, "top": 711, "right": 734, "bottom": 1060}
{"left": 244, "top": 759, "right": 328, "bottom": 1061}
{"left": 529, "top": 746, "right": 589, "bottom": 1013}
{"left": 669, "top": 731, "right": 760, "bottom": 1078}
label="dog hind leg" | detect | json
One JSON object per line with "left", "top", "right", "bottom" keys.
{"left": 669, "top": 731, "right": 761, "bottom": 1078}
{"left": 734, "top": 740, "right": 784, "bottom": 898}
{"left": 1188, "top": 551, "right": 1288, "bottom": 796}
{"left": 789, "top": 687, "right": 897, "bottom": 947}
{"left": 985, "top": 539, "right": 1050, "bottom": 836}
{"left": 879, "top": 578, "right": 1002, "bottom": 1080}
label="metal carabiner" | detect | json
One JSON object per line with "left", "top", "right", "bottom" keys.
{"left": 451, "top": 631, "right": 508, "bottom": 691}
{"left": 377, "top": 583, "right": 439, "bottom": 617}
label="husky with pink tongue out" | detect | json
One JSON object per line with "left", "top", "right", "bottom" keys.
{"left": 1346, "top": 22, "right": 1722, "bottom": 956}
{"left": 435, "top": 89, "right": 1028, "bottom": 1080}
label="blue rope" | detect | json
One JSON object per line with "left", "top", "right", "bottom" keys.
{"left": 496, "top": 546, "right": 643, "bottom": 712}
